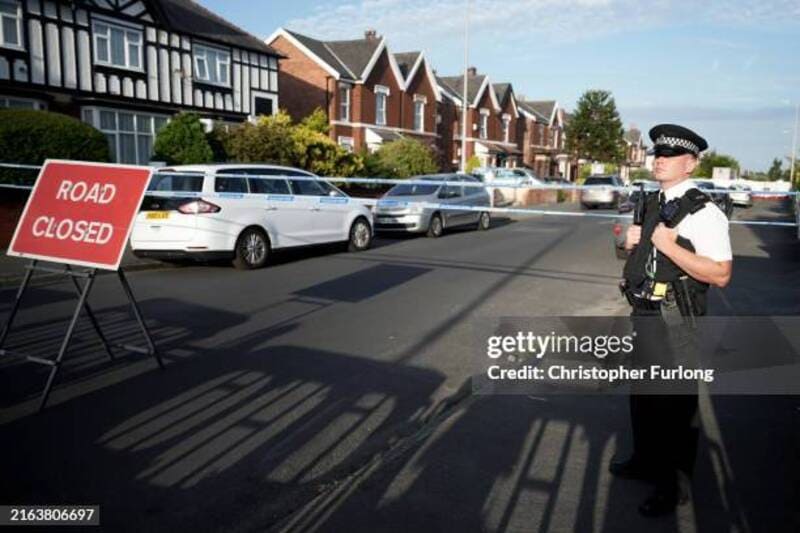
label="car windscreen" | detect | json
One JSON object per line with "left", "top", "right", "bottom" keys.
{"left": 386, "top": 178, "right": 442, "bottom": 196}
{"left": 148, "top": 173, "right": 204, "bottom": 192}
{"left": 584, "top": 176, "right": 614, "bottom": 186}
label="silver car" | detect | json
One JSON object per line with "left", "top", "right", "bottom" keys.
{"left": 374, "top": 174, "right": 491, "bottom": 237}
{"left": 581, "top": 174, "right": 627, "bottom": 209}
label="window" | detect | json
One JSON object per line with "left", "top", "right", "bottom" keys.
{"left": 413, "top": 95, "right": 426, "bottom": 132}
{"left": 222, "top": 168, "right": 291, "bottom": 194}
{"left": 83, "top": 108, "right": 168, "bottom": 164}
{"left": 375, "top": 85, "right": 389, "bottom": 126}
{"left": 339, "top": 85, "right": 351, "bottom": 122}
{"left": 479, "top": 109, "right": 489, "bottom": 139}
{"left": 501, "top": 115, "right": 511, "bottom": 143}
{"left": 338, "top": 136, "right": 355, "bottom": 153}
{"left": 0, "top": 96, "right": 45, "bottom": 109}
{"left": 0, "top": 0, "right": 22, "bottom": 49}
{"left": 253, "top": 96, "right": 273, "bottom": 117}
{"left": 214, "top": 177, "right": 248, "bottom": 193}
{"left": 289, "top": 178, "right": 326, "bottom": 196}
{"left": 194, "top": 44, "right": 230, "bottom": 86}
{"left": 93, "top": 21, "right": 142, "bottom": 70}
{"left": 149, "top": 173, "right": 204, "bottom": 192}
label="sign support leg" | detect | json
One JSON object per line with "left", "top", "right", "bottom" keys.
{"left": 38, "top": 268, "right": 97, "bottom": 412}
{"left": 0, "top": 259, "right": 37, "bottom": 352}
{"left": 65, "top": 265, "right": 115, "bottom": 362}
{"left": 117, "top": 269, "right": 163, "bottom": 370}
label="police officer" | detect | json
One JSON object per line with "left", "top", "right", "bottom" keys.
{"left": 611, "top": 124, "right": 733, "bottom": 517}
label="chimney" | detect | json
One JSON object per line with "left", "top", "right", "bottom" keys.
{"left": 467, "top": 66, "right": 477, "bottom": 77}
{"left": 364, "top": 29, "right": 378, "bottom": 41}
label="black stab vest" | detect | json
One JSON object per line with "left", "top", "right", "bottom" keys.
{"left": 623, "top": 188, "right": 712, "bottom": 314}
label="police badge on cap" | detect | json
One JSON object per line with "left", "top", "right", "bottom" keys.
{"left": 648, "top": 124, "right": 708, "bottom": 158}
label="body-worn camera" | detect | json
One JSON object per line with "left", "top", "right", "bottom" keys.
{"left": 659, "top": 198, "right": 683, "bottom": 228}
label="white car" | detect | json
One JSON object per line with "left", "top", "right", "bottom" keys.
{"left": 471, "top": 167, "right": 546, "bottom": 206}
{"left": 728, "top": 183, "right": 752, "bottom": 208}
{"left": 131, "top": 164, "right": 374, "bottom": 269}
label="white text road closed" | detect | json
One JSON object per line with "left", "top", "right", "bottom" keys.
{"left": 8, "top": 160, "right": 152, "bottom": 270}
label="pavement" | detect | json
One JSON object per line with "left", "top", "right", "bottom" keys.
{"left": 0, "top": 201, "right": 798, "bottom": 532}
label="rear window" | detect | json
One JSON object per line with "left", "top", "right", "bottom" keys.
{"left": 584, "top": 176, "right": 614, "bottom": 185}
{"left": 149, "top": 173, "right": 204, "bottom": 192}
{"left": 387, "top": 176, "right": 443, "bottom": 196}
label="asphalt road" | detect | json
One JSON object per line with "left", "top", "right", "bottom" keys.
{"left": 0, "top": 200, "right": 798, "bottom": 532}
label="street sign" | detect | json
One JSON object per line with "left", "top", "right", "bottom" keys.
{"left": 7, "top": 159, "right": 151, "bottom": 270}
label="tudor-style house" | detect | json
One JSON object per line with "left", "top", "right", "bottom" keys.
{"left": 0, "top": 0, "right": 281, "bottom": 164}
{"left": 437, "top": 68, "right": 522, "bottom": 169}
{"left": 267, "top": 28, "right": 440, "bottom": 154}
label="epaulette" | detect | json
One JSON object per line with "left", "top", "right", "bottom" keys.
{"left": 684, "top": 188, "right": 711, "bottom": 214}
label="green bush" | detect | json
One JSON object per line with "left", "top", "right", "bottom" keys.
{"left": 152, "top": 112, "right": 213, "bottom": 165}
{"left": 465, "top": 154, "right": 481, "bottom": 173}
{"left": 224, "top": 111, "right": 296, "bottom": 165}
{"left": 629, "top": 168, "right": 653, "bottom": 181}
{"left": 0, "top": 109, "right": 109, "bottom": 184}
{"left": 370, "top": 138, "right": 439, "bottom": 179}
{"left": 299, "top": 107, "right": 330, "bottom": 135}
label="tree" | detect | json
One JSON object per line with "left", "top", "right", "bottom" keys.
{"left": 299, "top": 107, "right": 330, "bottom": 135}
{"left": 767, "top": 158, "right": 783, "bottom": 181}
{"left": 693, "top": 150, "right": 739, "bottom": 178}
{"left": 224, "top": 111, "right": 296, "bottom": 165}
{"left": 152, "top": 112, "right": 213, "bottom": 165}
{"left": 224, "top": 110, "right": 362, "bottom": 176}
{"left": 564, "top": 90, "right": 625, "bottom": 164}
{"left": 370, "top": 138, "right": 439, "bottom": 178}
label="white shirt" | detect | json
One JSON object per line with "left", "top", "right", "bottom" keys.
{"left": 661, "top": 179, "right": 733, "bottom": 262}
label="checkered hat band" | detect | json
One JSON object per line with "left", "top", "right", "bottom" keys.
{"left": 655, "top": 135, "right": 699, "bottom": 154}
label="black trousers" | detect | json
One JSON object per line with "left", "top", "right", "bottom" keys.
{"left": 629, "top": 307, "right": 700, "bottom": 495}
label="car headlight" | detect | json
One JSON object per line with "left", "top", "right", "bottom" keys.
{"left": 408, "top": 204, "right": 424, "bottom": 214}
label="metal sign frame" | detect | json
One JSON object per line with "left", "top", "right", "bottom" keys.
{"left": 0, "top": 260, "right": 164, "bottom": 411}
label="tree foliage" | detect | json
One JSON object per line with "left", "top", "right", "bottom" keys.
{"left": 766, "top": 158, "right": 783, "bottom": 181}
{"left": 564, "top": 90, "right": 625, "bottom": 164}
{"left": 365, "top": 138, "right": 439, "bottom": 178}
{"left": 0, "top": 109, "right": 109, "bottom": 164}
{"left": 693, "top": 150, "right": 739, "bottom": 178}
{"left": 465, "top": 154, "right": 482, "bottom": 173}
{"left": 152, "top": 112, "right": 213, "bottom": 165}
{"left": 0, "top": 109, "right": 109, "bottom": 185}
{"left": 224, "top": 110, "right": 362, "bottom": 176}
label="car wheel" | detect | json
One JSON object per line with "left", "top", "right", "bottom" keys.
{"left": 477, "top": 211, "right": 491, "bottom": 231}
{"left": 232, "top": 228, "right": 269, "bottom": 270}
{"left": 348, "top": 217, "right": 372, "bottom": 252}
{"left": 427, "top": 213, "right": 444, "bottom": 238}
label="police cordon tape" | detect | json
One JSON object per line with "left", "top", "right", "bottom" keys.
{"left": 1, "top": 164, "right": 798, "bottom": 228}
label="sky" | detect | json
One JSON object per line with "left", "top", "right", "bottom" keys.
{"left": 202, "top": 0, "right": 800, "bottom": 172}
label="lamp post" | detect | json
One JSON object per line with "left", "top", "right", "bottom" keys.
{"left": 791, "top": 103, "right": 799, "bottom": 187}
{"left": 460, "top": 0, "right": 470, "bottom": 173}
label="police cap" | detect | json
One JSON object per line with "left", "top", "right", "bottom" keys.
{"left": 648, "top": 124, "right": 708, "bottom": 158}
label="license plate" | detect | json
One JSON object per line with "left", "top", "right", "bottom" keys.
{"left": 146, "top": 211, "right": 170, "bottom": 220}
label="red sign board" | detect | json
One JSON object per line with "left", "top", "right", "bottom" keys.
{"left": 7, "top": 160, "right": 152, "bottom": 270}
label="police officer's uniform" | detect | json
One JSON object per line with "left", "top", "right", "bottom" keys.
{"left": 612, "top": 124, "right": 732, "bottom": 517}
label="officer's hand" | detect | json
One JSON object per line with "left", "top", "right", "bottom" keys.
{"left": 625, "top": 225, "right": 641, "bottom": 250}
{"left": 651, "top": 223, "right": 678, "bottom": 252}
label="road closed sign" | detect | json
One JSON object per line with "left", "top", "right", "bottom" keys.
{"left": 8, "top": 160, "right": 152, "bottom": 270}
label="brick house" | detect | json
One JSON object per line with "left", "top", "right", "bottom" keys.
{"left": 0, "top": 0, "right": 282, "bottom": 164}
{"left": 437, "top": 68, "right": 521, "bottom": 169}
{"left": 266, "top": 28, "right": 440, "bottom": 154}
{"left": 516, "top": 99, "right": 575, "bottom": 179}
{"left": 621, "top": 127, "right": 647, "bottom": 180}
